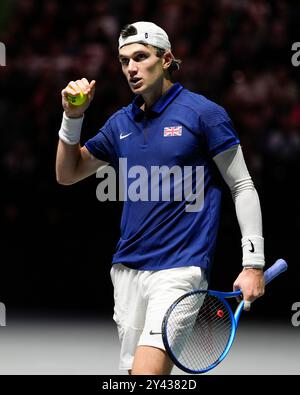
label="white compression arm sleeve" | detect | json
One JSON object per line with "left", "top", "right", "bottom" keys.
{"left": 213, "top": 144, "right": 265, "bottom": 268}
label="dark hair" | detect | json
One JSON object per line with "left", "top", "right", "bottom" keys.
{"left": 120, "top": 24, "right": 138, "bottom": 38}
{"left": 155, "top": 47, "right": 181, "bottom": 75}
{"left": 120, "top": 24, "right": 181, "bottom": 76}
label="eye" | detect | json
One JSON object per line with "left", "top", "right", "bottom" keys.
{"left": 120, "top": 58, "right": 129, "bottom": 66}
{"left": 135, "top": 53, "right": 147, "bottom": 62}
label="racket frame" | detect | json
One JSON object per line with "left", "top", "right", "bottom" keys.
{"left": 162, "top": 258, "right": 288, "bottom": 374}
{"left": 162, "top": 289, "right": 243, "bottom": 374}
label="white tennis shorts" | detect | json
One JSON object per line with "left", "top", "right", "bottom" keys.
{"left": 110, "top": 264, "right": 207, "bottom": 370}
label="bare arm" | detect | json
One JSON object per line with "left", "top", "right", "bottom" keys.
{"left": 56, "top": 142, "right": 107, "bottom": 185}
{"left": 56, "top": 78, "right": 108, "bottom": 185}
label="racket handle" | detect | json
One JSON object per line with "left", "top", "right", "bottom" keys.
{"left": 264, "top": 258, "right": 288, "bottom": 285}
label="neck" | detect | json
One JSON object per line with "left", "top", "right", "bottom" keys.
{"left": 142, "top": 79, "right": 173, "bottom": 110}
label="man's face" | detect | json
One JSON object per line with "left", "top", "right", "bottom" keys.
{"left": 118, "top": 43, "right": 165, "bottom": 95}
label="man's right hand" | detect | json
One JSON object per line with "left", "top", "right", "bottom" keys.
{"left": 61, "top": 78, "right": 96, "bottom": 118}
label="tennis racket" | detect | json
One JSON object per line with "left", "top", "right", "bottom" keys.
{"left": 162, "top": 258, "right": 288, "bottom": 374}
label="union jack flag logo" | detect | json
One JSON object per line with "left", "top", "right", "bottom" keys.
{"left": 163, "top": 126, "right": 182, "bottom": 137}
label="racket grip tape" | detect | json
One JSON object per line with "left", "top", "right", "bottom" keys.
{"left": 264, "top": 259, "right": 288, "bottom": 285}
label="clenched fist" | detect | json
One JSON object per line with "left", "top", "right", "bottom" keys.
{"left": 61, "top": 78, "right": 96, "bottom": 118}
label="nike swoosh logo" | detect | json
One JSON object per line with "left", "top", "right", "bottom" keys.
{"left": 149, "top": 330, "right": 162, "bottom": 335}
{"left": 248, "top": 239, "right": 255, "bottom": 253}
{"left": 120, "top": 132, "right": 133, "bottom": 140}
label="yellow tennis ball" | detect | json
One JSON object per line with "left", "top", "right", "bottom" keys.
{"left": 67, "top": 91, "right": 87, "bottom": 106}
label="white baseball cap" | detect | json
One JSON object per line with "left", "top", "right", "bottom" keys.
{"left": 118, "top": 21, "right": 171, "bottom": 50}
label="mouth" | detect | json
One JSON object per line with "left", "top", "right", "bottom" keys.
{"left": 129, "top": 77, "right": 143, "bottom": 88}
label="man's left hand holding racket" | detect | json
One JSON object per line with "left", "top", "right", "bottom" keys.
{"left": 233, "top": 267, "right": 265, "bottom": 311}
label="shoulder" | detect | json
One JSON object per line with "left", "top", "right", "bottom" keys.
{"left": 106, "top": 106, "right": 129, "bottom": 124}
{"left": 175, "top": 88, "right": 231, "bottom": 127}
{"left": 99, "top": 105, "right": 132, "bottom": 133}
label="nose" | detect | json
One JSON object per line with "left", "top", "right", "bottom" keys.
{"left": 128, "top": 59, "right": 138, "bottom": 75}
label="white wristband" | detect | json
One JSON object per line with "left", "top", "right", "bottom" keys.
{"left": 241, "top": 236, "right": 265, "bottom": 268}
{"left": 58, "top": 112, "right": 84, "bottom": 145}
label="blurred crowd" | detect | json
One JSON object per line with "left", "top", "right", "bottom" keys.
{"left": 0, "top": 0, "right": 299, "bottom": 309}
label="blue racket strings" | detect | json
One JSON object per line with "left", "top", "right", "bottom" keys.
{"left": 164, "top": 292, "right": 233, "bottom": 372}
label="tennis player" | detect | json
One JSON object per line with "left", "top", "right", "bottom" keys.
{"left": 56, "top": 22, "right": 265, "bottom": 375}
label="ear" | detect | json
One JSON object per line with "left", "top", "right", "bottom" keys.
{"left": 162, "top": 51, "right": 173, "bottom": 70}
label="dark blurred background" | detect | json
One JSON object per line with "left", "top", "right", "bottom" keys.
{"left": 0, "top": 0, "right": 299, "bottom": 322}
